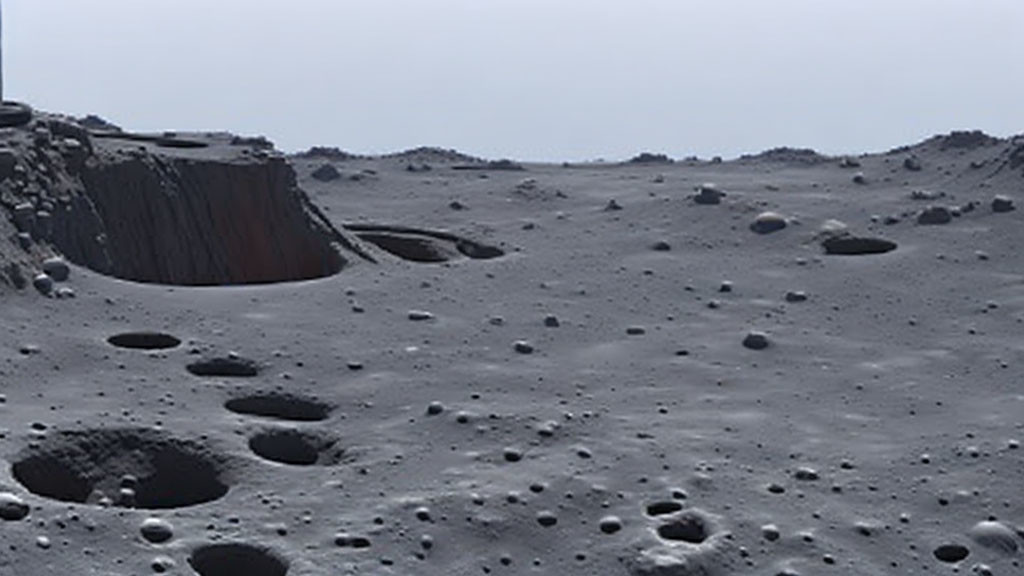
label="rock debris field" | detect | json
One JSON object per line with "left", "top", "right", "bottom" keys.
{"left": 1, "top": 117, "right": 1024, "bottom": 575}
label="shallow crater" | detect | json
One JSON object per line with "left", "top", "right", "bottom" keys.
{"left": 11, "top": 428, "right": 230, "bottom": 509}
{"left": 225, "top": 393, "right": 332, "bottom": 422}
{"left": 248, "top": 429, "right": 345, "bottom": 466}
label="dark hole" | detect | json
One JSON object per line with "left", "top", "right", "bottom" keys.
{"left": 249, "top": 430, "right": 326, "bottom": 466}
{"left": 657, "top": 515, "right": 710, "bottom": 544}
{"left": 933, "top": 543, "right": 969, "bottom": 563}
{"left": 646, "top": 501, "right": 684, "bottom": 516}
{"left": 108, "top": 332, "right": 181, "bottom": 350}
{"left": 822, "top": 236, "right": 898, "bottom": 256}
{"left": 225, "top": 394, "right": 331, "bottom": 422}
{"left": 189, "top": 543, "right": 288, "bottom": 576}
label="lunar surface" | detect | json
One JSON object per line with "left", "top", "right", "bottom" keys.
{"left": 1, "top": 114, "right": 1024, "bottom": 575}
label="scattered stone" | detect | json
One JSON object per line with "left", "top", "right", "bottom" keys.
{"left": 408, "top": 310, "right": 435, "bottom": 321}
{"left": 32, "top": 273, "right": 54, "bottom": 296}
{"left": 311, "top": 163, "right": 341, "bottom": 182}
{"left": 513, "top": 340, "right": 534, "bottom": 354}
{"left": 54, "top": 287, "right": 76, "bottom": 299}
{"left": 910, "top": 189, "right": 943, "bottom": 201}
{"left": 992, "top": 195, "right": 1015, "bottom": 213}
{"left": 41, "top": 257, "right": 70, "bottom": 282}
{"left": 917, "top": 206, "right": 952, "bottom": 225}
{"left": 0, "top": 493, "right": 29, "bottom": 521}
{"left": 140, "top": 518, "right": 174, "bottom": 544}
{"left": 750, "top": 212, "right": 787, "bottom": 234}
{"left": 968, "top": 521, "right": 1018, "bottom": 554}
{"left": 742, "top": 331, "right": 770, "bottom": 350}
{"left": 785, "top": 290, "right": 808, "bottom": 303}
{"left": 599, "top": 516, "right": 622, "bottom": 534}
{"left": 693, "top": 183, "right": 726, "bottom": 205}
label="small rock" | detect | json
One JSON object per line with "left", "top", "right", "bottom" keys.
{"left": 794, "top": 467, "right": 820, "bottom": 481}
{"left": 32, "top": 273, "right": 54, "bottom": 296}
{"left": 0, "top": 493, "right": 29, "bottom": 521}
{"left": 719, "top": 281, "right": 733, "bottom": 293}
{"left": 852, "top": 172, "right": 867, "bottom": 184}
{"left": 992, "top": 195, "right": 1015, "bottom": 213}
{"left": 761, "top": 523, "right": 781, "bottom": 541}
{"left": 536, "top": 511, "right": 558, "bottom": 527}
{"left": 311, "top": 163, "right": 341, "bottom": 182}
{"left": 41, "top": 257, "right": 70, "bottom": 282}
{"left": 785, "top": 290, "right": 807, "bottom": 303}
{"left": 750, "top": 211, "right": 787, "bottom": 234}
{"left": 513, "top": 340, "right": 534, "bottom": 354}
{"left": 651, "top": 240, "right": 671, "bottom": 251}
{"left": 917, "top": 205, "right": 952, "bottom": 225}
{"left": 742, "top": 331, "right": 770, "bottom": 350}
{"left": 604, "top": 199, "right": 623, "bottom": 211}
{"left": 626, "top": 326, "right": 646, "bottom": 336}
{"left": 426, "top": 401, "right": 444, "bottom": 416}
{"left": 140, "top": 518, "right": 174, "bottom": 543}
{"left": 54, "top": 286, "right": 76, "bottom": 299}
{"left": 839, "top": 157, "right": 860, "bottom": 168}
{"left": 543, "top": 314, "right": 560, "bottom": 328}
{"left": 903, "top": 156, "right": 922, "bottom": 171}
{"left": 503, "top": 447, "right": 523, "bottom": 463}
{"left": 694, "top": 183, "right": 726, "bottom": 205}
{"left": 449, "top": 200, "right": 466, "bottom": 211}
{"left": 16, "top": 232, "right": 32, "bottom": 250}
{"left": 408, "top": 310, "right": 435, "bottom": 321}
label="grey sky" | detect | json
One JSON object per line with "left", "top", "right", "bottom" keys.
{"left": 6, "top": 0, "right": 1024, "bottom": 161}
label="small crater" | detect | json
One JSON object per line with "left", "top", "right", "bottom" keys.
{"left": 657, "top": 512, "right": 712, "bottom": 544}
{"left": 933, "top": 543, "right": 970, "bottom": 563}
{"left": 107, "top": 332, "right": 181, "bottom": 350}
{"left": 357, "top": 232, "right": 455, "bottom": 263}
{"left": 189, "top": 543, "right": 288, "bottom": 576}
{"left": 248, "top": 429, "right": 344, "bottom": 466}
{"left": 187, "top": 356, "right": 261, "bottom": 378}
{"left": 225, "top": 393, "right": 331, "bottom": 422}
{"left": 822, "top": 235, "right": 898, "bottom": 255}
{"left": 646, "top": 501, "right": 684, "bottom": 516}
{"left": 11, "top": 428, "right": 230, "bottom": 509}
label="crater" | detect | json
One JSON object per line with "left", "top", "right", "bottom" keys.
{"left": 646, "top": 501, "right": 684, "bottom": 516}
{"left": 822, "top": 235, "right": 898, "bottom": 255}
{"left": 655, "top": 510, "right": 719, "bottom": 545}
{"left": 107, "top": 332, "right": 181, "bottom": 350}
{"left": 187, "top": 356, "right": 261, "bottom": 378}
{"left": 248, "top": 429, "right": 345, "bottom": 466}
{"left": 189, "top": 543, "right": 289, "bottom": 576}
{"left": 11, "top": 428, "right": 230, "bottom": 509}
{"left": 225, "top": 393, "right": 331, "bottom": 422}
{"left": 347, "top": 224, "right": 504, "bottom": 263}
{"left": 933, "top": 543, "right": 970, "bottom": 563}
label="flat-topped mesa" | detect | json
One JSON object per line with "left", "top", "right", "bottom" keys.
{"left": 1, "top": 114, "right": 366, "bottom": 287}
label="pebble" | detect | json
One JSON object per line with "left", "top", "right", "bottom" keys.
{"left": 750, "top": 211, "right": 787, "bottom": 234}
{"left": 41, "top": 257, "right": 69, "bottom": 282}
{"left": 0, "top": 493, "right": 29, "bottom": 521}
{"left": 140, "top": 518, "right": 174, "bottom": 543}
{"left": 785, "top": 290, "right": 807, "bottom": 303}
{"left": 742, "top": 331, "right": 770, "bottom": 350}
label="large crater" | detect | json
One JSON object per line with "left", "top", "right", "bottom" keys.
{"left": 48, "top": 131, "right": 366, "bottom": 286}
{"left": 11, "top": 427, "right": 232, "bottom": 509}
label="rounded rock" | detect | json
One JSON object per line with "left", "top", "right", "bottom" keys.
{"left": 918, "top": 205, "right": 952, "bottom": 225}
{"left": 750, "top": 212, "right": 787, "bottom": 234}
{"left": 32, "top": 273, "right": 54, "bottom": 296}
{"left": 742, "top": 331, "right": 770, "bottom": 350}
{"left": 598, "top": 515, "right": 622, "bottom": 535}
{"left": 992, "top": 195, "right": 1015, "bottom": 213}
{"left": 41, "top": 257, "right": 69, "bottom": 282}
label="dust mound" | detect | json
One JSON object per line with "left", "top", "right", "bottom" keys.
{"left": 189, "top": 543, "right": 288, "bottom": 576}
{"left": 225, "top": 393, "right": 332, "bottom": 422}
{"left": 107, "top": 332, "right": 181, "bottom": 350}
{"left": 11, "top": 428, "right": 230, "bottom": 509}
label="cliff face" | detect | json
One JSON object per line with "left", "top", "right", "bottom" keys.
{"left": 73, "top": 148, "right": 346, "bottom": 285}
{"left": 1, "top": 115, "right": 362, "bottom": 289}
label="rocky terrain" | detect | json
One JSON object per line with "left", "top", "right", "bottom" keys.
{"left": 1, "top": 113, "right": 1023, "bottom": 575}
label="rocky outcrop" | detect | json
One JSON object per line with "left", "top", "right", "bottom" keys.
{"left": 1, "top": 113, "right": 366, "bottom": 289}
